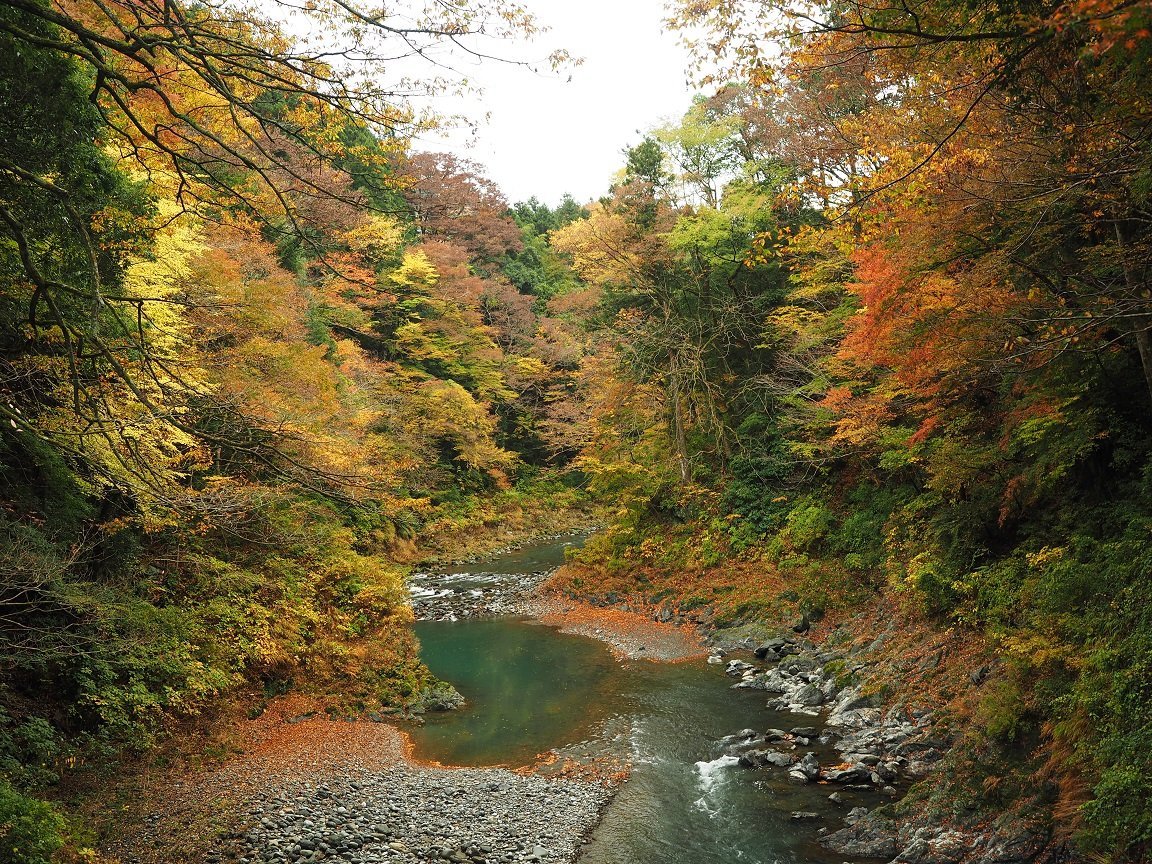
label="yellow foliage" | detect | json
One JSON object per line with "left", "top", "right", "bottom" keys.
{"left": 551, "top": 204, "right": 640, "bottom": 285}
{"left": 341, "top": 215, "right": 406, "bottom": 266}
{"left": 407, "top": 380, "right": 515, "bottom": 473}
{"left": 999, "top": 632, "right": 1081, "bottom": 672}
{"left": 389, "top": 250, "right": 439, "bottom": 289}
{"left": 122, "top": 203, "right": 205, "bottom": 360}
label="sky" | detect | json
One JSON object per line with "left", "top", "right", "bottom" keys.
{"left": 411, "top": 0, "right": 699, "bottom": 207}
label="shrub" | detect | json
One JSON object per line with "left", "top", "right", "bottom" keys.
{"left": 0, "top": 779, "right": 64, "bottom": 864}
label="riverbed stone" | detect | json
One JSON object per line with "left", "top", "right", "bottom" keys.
{"left": 970, "top": 826, "right": 1049, "bottom": 864}
{"left": 234, "top": 769, "right": 611, "bottom": 864}
{"left": 725, "top": 659, "right": 757, "bottom": 677}
{"left": 739, "top": 749, "right": 796, "bottom": 768}
{"left": 797, "top": 752, "right": 821, "bottom": 780}
{"left": 793, "top": 684, "right": 825, "bottom": 706}
{"left": 894, "top": 827, "right": 979, "bottom": 864}
{"left": 823, "top": 766, "right": 867, "bottom": 783}
{"left": 821, "top": 815, "right": 899, "bottom": 858}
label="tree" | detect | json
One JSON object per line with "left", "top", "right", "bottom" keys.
{"left": 400, "top": 152, "right": 523, "bottom": 265}
{"left": 1, "top": 0, "right": 561, "bottom": 227}
{"left": 655, "top": 95, "right": 743, "bottom": 207}
{"left": 670, "top": 0, "right": 1152, "bottom": 401}
{"left": 0, "top": 0, "right": 558, "bottom": 493}
{"left": 554, "top": 145, "right": 795, "bottom": 482}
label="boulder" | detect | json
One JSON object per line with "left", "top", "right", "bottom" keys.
{"left": 970, "top": 826, "right": 1049, "bottom": 864}
{"left": 827, "top": 687, "right": 882, "bottom": 728}
{"left": 758, "top": 671, "right": 792, "bottom": 694}
{"left": 824, "top": 767, "right": 867, "bottom": 783}
{"left": 780, "top": 656, "right": 819, "bottom": 673}
{"left": 725, "top": 659, "right": 757, "bottom": 677}
{"left": 821, "top": 817, "right": 899, "bottom": 859}
{"left": 894, "top": 828, "right": 978, "bottom": 864}
{"left": 797, "top": 752, "right": 821, "bottom": 780}
{"left": 739, "top": 750, "right": 796, "bottom": 769}
{"left": 415, "top": 682, "right": 466, "bottom": 712}
{"left": 755, "top": 637, "right": 791, "bottom": 657}
{"left": 793, "top": 684, "right": 825, "bottom": 707}
{"left": 732, "top": 674, "right": 770, "bottom": 690}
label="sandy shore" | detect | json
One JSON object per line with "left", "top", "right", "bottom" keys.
{"left": 519, "top": 595, "right": 709, "bottom": 662}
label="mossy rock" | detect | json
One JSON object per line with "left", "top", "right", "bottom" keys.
{"left": 411, "top": 681, "right": 465, "bottom": 712}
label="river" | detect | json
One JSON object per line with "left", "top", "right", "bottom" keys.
{"left": 409, "top": 538, "right": 878, "bottom": 864}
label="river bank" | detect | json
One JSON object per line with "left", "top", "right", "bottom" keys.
{"left": 92, "top": 531, "right": 628, "bottom": 864}
{"left": 101, "top": 692, "right": 616, "bottom": 864}
{"left": 535, "top": 568, "right": 1069, "bottom": 864}
{"left": 519, "top": 595, "right": 707, "bottom": 662}
{"left": 407, "top": 527, "right": 708, "bottom": 662}
{"left": 93, "top": 531, "right": 1037, "bottom": 864}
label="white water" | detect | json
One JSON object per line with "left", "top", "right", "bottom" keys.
{"left": 693, "top": 754, "right": 741, "bottom": 813}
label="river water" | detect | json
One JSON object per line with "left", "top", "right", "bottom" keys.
{"left": 409, "top": 541, "right": 876, "bottom": 864}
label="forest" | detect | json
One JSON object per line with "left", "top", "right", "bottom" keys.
{"left": 1, "top": 0, "right": 1150, "bottom": 862}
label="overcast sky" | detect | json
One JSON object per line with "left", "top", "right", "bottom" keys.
{"left": 412, "top": 0, "right": 699, "bottom": 207}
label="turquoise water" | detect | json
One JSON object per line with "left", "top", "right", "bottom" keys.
{"left": 409, "top": 541, "right": 880, "bottom": 864}
{"left": 410, "top": 628, "right": 879, "bottom": 864}
{"left": 443, "top": 534, "right": 587, "bottom": 575}
{"left": 411, "top": 618, "right": 629, "bottom": 766}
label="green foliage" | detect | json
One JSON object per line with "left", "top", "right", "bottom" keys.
{"left": 976, "top": 679, "right": 1030, "bottom": 744}
{"left": 624, "top": 138, "right": 669, "bottom": 188}
{"left": 510, "top": 196, "right": 588, "bottom": 237}
{"left": 0, "top": 2, "right": 152, "bottom": 321}
{"left": 0, "top": 711, "right": 63, "bottom": 791}
{"left": 502, "top": 233, "right": 582, "bottom": 303}
{"left": 1083, "top": 765, "right": 1152, "bottom": 854}
{"left": 0, "top": 779, "right": 63, "bottom": 864}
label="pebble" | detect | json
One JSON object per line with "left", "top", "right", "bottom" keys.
{"left": 409, "top": 532, "right": 592, "bottom": 622}
{"left": 232, "top": 767, "right": 611, "bottom": 864}
{"left": 408, "top": 569, "right": 555, "bottom": 620}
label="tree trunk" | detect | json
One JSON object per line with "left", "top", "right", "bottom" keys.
{"left": 1135, "top": 324, "right": 1152, "bottom": 407}
{"left": 669, "top": 353, "right": 690, "bottom": 483}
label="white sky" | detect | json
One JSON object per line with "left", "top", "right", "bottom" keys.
{"left": 412, "top": 0, "right": 699, "bottom": 207}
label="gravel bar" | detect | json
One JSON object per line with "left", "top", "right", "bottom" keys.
{"left": 225, "top": 767, "right": 612, "bottom": 864}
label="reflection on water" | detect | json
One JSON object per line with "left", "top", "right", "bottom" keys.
{"left": 442, "top": 534, "right": 587, "bottom": 575}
